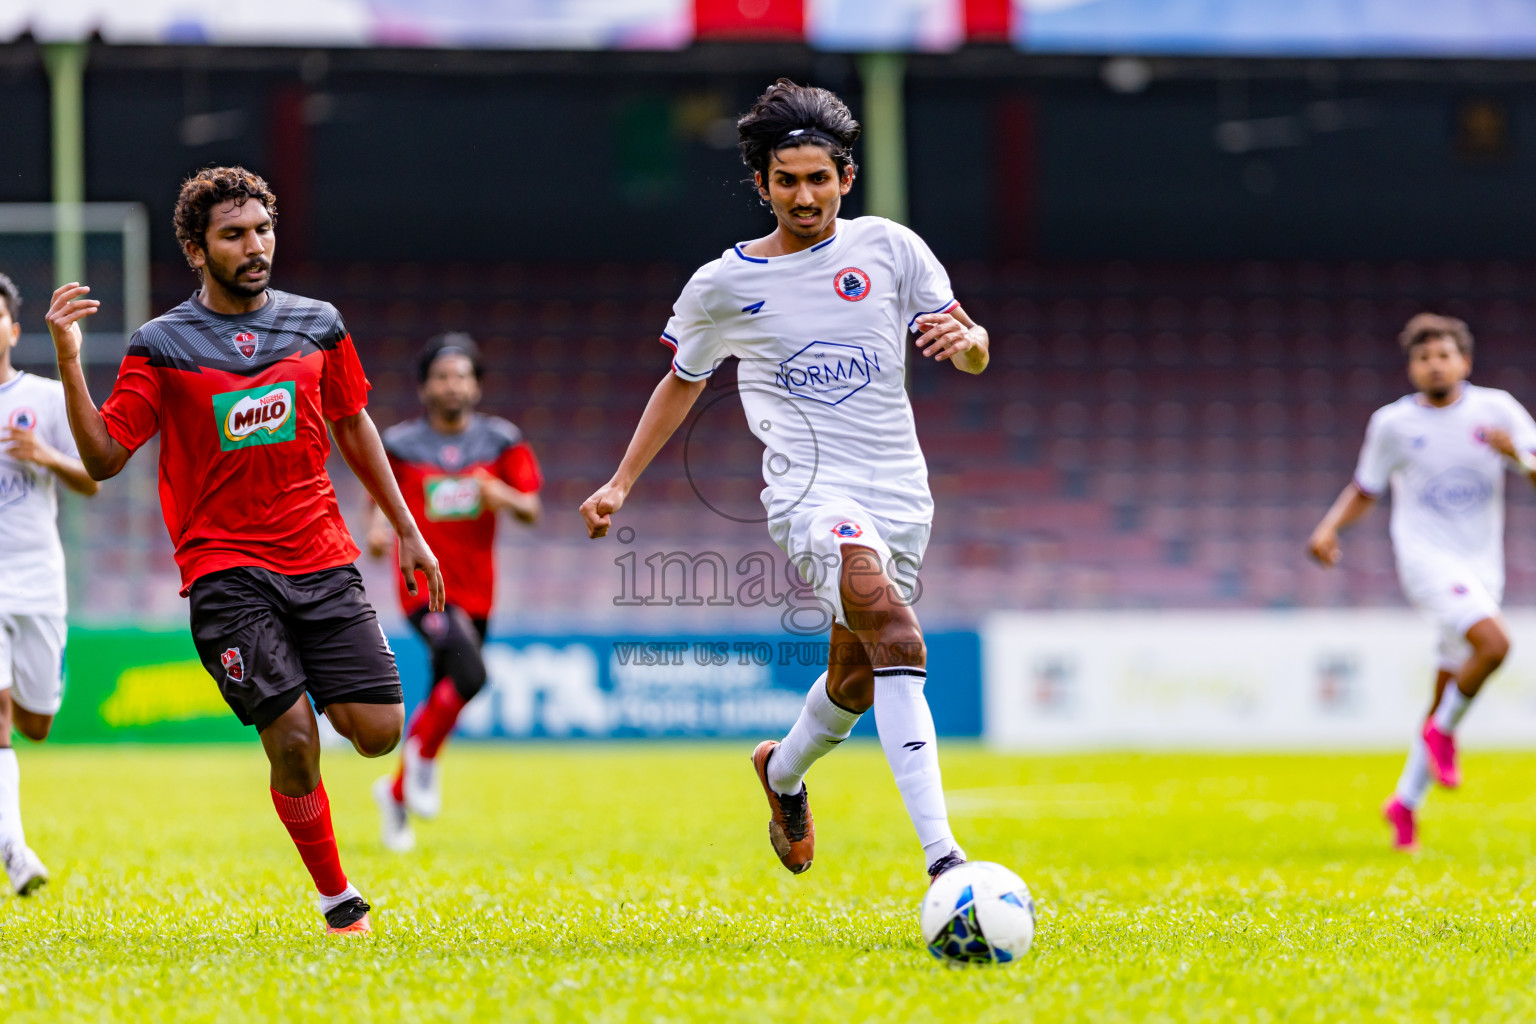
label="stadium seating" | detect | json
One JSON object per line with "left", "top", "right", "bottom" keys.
{"left": 48, "top": 259, "right": 1536, "bottom": 627}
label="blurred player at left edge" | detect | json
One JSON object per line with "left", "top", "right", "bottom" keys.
{"left": 44, "top": 167, "right": 443, "bottom": 935}
{"left": 0, "top": 271, "right": 99, "bottom": 896}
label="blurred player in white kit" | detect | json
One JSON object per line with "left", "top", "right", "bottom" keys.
{"left": 1309, "top": 313, "right": 1536, "bottom": 851}
{"left": 0, "top": 272, "right": 100, "bottom": 894}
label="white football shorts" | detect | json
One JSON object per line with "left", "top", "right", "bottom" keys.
{"left": 767, "top": 499, "right": 930, "bottom": 631}
{"left": 0, "top": 612, "right": 66, "bottom": 716}
{"left": 1398, "top": 559, "right": 1503, "bottom": 672}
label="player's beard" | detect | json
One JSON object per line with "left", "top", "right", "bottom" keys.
{"left": 429, "top": 394, "right": 472, "bottom": 425}
{"left": 208, "top": 256, "right": 271, "bottom": 299}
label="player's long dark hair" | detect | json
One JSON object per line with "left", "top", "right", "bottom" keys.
{"left": 736, "top": 79, "right": 860, "bottom": 184}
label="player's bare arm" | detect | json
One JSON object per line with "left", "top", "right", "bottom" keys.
{"left": 1308, "top": 483, "right": 1377, "bottom": 567}
{"left": 915, "top": 306, "right": 989, "bottom": 374}
{"left": 3, "top": 426, "right": 99, "bottom": 496}
{"left": 1478, "top": 426, "right": 1536, "bottom": 487}
{"left": 332, "top": 410, "right": 445, "bottom": 610}
{"left": 580, "top": 372, "right": 707, "bottom": 538}
{"left": 476, "top": 470, "right": 542, "bottom": 524}
{"left": 44, "top": 283, "right": 131, "bottom": 481}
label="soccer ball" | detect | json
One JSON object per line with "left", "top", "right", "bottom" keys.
{"left": 919, "top": 861, "right": 1036, "bottom": 965}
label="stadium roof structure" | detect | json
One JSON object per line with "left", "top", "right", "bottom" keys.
{"left": 8, "top": 0, "right": 1536, "bottom": 57}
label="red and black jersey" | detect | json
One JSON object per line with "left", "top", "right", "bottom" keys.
{"left": 101, "top": 290, "right": 370, "bottom": 594}
{"left": 382, "top": 414, "right": 542, "bottom": 619}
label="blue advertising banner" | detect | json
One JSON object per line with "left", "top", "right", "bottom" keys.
{"left": 392, "top": 632, "right": 982, "bottom": 740}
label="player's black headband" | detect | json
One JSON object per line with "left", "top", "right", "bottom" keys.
{"left": 774, "top": 127, "right": 844, "bottom": 150}
{"left": 418, "top": 332, "right": 483, "bottom": 382}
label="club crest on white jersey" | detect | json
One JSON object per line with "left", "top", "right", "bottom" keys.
{"left": 834, "top": 266, "right": 870, "bottom": 301}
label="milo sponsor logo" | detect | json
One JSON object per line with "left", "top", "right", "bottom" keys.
{"left": 213, "top": 382, "right": 297, "bottom": 451}
{"left": 425, "top": 475, "right": 483, "bottom": 521}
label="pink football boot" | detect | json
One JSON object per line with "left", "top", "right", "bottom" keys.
{"left": 1421, "top": 721, "right": 1462, "bottom": 789}
{"left": 1382, "top": 797, "right": 1418, "bottom": 852}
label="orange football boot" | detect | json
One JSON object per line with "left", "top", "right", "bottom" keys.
{"left": 324, "top": 897, "right": 373, "bottom": 935}
{"left": 751, "top": 740, "right": 815, "bottom": 874}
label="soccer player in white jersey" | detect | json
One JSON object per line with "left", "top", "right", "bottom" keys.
{"left": 0, "top": 272, "right": 100, "bottom": 894}
{"left": 1309, "top": 313, "right": 1536, "bottom": 851}
{"left": 580, "top": 80, "right": 989, "bottom": 883}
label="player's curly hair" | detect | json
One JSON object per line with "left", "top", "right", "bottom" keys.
{"left": 736, "top": 79, "right": 860, "bottom": 185}
{"left": 0, "top": 272, "right": 19, "bottom": 321}
{"left": 173, "top": 166, "right": 277, "bottom": 268}
{"left": 1399, "top": 312, "right": 1473, "bottom": 358}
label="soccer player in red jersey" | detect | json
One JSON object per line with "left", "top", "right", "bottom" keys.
{"left": 44, "top": 167, "right": 443, "bottom": 934}
{"left": 364, "top": 333, "right": 541, "bottom": 852}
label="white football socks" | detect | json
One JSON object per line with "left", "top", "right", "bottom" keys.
{"left": 872, "top": 666, "right": 963, "bottom": 870}
{"left": 1394, "top": 736, "right": 1434, "bottom": 810}
{"left": 1432, "top": 686, "right": 1472, "bottom": 733}
{"left": 317, "top": 881, "right": 362, "bottom": 914}
{"left": 0, "top": 748, "right": 24, "bottom": 853}
{"left": 767, "top": 672, "right": 861, "bottom": 796}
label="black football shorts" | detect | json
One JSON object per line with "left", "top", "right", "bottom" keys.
{"left": 189, "top": 564, "right": 402, "bottom": 732}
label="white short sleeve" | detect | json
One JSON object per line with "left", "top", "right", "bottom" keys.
{"left": 889, "top": 221, "right": 957, "bottom": 332}
{"left": 661, "top": 262, "right": 727, "bottom": 382}
{"left": 45, "top": 383, "right": 80, "bottom": 460}
{"left": 1500, "top": 391, "right": 1536, "bottom": 455}
{"left": 1354, "top": 407, "right": 1398, "bottom": 497}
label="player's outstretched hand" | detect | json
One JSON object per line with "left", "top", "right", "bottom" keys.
{"left": 1307, "top": 527, "right": 1341, "bottom": 568}
{"left": 45, "top": 283, "right": 100, "bottom": 363}
{"left": 399, "top": 530, "right": 446, "bottom": 611}
{"left": 914, "top": 312, "right": 976, "bottom": 363}
{"left": 580, "top": 482, "right": 627, "bottom": 539}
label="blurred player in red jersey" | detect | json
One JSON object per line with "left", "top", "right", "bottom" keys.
{"left": 364, "top": 333, "right": 541, "bottom": 852}
{"left": 44, "top": 167, "right": 443, "bottom": 935}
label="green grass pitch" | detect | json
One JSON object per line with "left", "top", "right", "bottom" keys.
{"left": 3, "top": 743, "right": 1535, "bottom": 1022}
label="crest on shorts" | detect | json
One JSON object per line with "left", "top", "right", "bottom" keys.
{"left": 1452, "top": 584, "right": 1469, "bottom": 595}
{"left": 7, "top": 407, "right": 37, "bottom": 429}
{"left": 834, "top": 267, "right": 871, "bottom": 302}
{"left": 233, "top": 331, "right": 258, "bottom": 359}
{"left": 221, "top": 647, "right": 245, "bottom": 682}
{"left": 831, "top": 520, "right": 864, "bottom": 539}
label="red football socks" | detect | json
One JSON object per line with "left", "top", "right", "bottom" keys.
{"left": 391, "top": 678, "right": 468, "bottom": 801}
{"left": 270, "top": 781, "right": 348, "bottom": 898}
{"left": 415, "top": 678, "right": 469, "bottom": 759}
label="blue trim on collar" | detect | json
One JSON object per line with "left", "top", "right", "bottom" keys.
{"left": 733, "top": 245, "right": 769, "bottom": 264}
{"left": 810, "top": 236, "right": 836, "bottom": 251}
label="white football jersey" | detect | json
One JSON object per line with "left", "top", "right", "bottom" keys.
{"left": 0, "top": 372, "right": 79, "bottom": 615}
{"left": 663, "top": 216, "right": 955, "bottom": 525}
{"left": 1354, "top": 383, "right": 1536, "bottom": 591}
